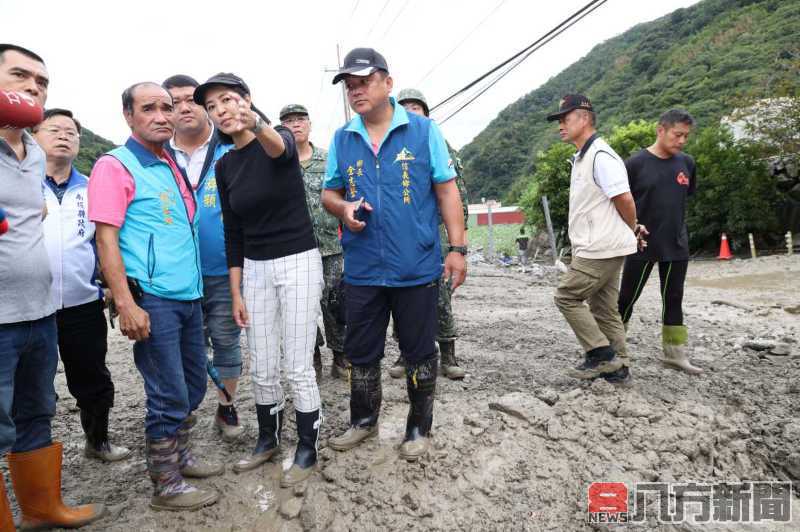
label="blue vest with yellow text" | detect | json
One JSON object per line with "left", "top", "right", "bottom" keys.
{"left": 333, "top": 111, "right": 441, "bottom": 287}
{"left": 193, "top": 141, "right": 232, "bottom": 276}
{"left": 109, "top": 143, "right": 202, "bottom": 300}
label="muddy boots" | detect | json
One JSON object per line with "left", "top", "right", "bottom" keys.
{"left": 177, "top": 418, "right": 224, "bottom": 478}
{"left": 439, "top": 340, "right": 465, "bottom": 380}
{"left": 388, "top": 355, "right": 405, "bottom": 379}
{"left": 331, "top": 350, "right": 351, "bottom": 380}
{"left": 233, "top": 402, "right": 284, "bottom": 473}
{"left": 566, "top": 345, "right": 623, "bottom": 380}
{"left": 80, "top": 408, "right": 132, "bottom": 462}
{"left": 281, "top": 410, "right": 321, "bottom": 487}
{"left": 7, "top": 442, "right": 106, "bottom": 528}
{"left": 400, "top": 357, "right": 437, "bottom": 461}
{"left": 329, "top": 364, "right": 381, "bottom": 451}
{"left": 215, "top": 403, "right": 245, "bottom": 442}
{"left": 146, "top": 437, "right": 218, "bottom": 511}
{"left": 662, "top": 325, "right": 703, "bottom": 375}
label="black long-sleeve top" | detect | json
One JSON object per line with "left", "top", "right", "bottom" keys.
{"left": 215, "top": 126, "right": 316, "bottom": 267}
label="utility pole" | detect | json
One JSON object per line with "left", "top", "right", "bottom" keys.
{"left": 324, "top": 44, "right": 352, "bottom": 124}
{"left": 336, "top": 44, "right": 351, "bottom": 123}
{"left": 483, "top": 197, "right": 497, "bottom": 260}
{"left": 541, "top": 195, "right": 558, "bottom": 265}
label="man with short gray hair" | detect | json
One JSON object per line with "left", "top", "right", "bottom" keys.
{"left": 547, "top": 94, "right": 643, "bottom": 385}
{"left": 89, "top": 81, "right": 220, "bottom": 511}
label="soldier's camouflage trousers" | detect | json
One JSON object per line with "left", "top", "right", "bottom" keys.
{"left": 319, "top": 254, "right": 346, "bottom": 352}
{"left": 438, "top": 226, "right": 457, "bottom": 342}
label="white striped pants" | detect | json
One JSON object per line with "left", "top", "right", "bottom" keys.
{"left": 243, "top": 249, "right": 323, "bottom": 412}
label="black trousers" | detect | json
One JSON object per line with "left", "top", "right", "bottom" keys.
{"left": 56, "top": 299, "right": 114, "bottom": 413}
{"left": 618, "top": 259, "right": 688, "bottom": 326}
{"left": 344, "top": 281, "right": 439, "bottom": 367}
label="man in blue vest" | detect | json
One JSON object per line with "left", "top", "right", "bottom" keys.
{"left": 162, "top": 75, "right": 243, "bottom": 441}
{"left": 322, "top": 48, "right": 467, "bottom": 461}
{"left": 88, "top": 82, "right": 221, "bottom": 511}
{"left": 34, "top": 108, "right": 132, "bottom": 463}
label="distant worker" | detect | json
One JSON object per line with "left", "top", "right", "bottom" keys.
{"left": 547, "top": 94, "right": 645, "bottom": 385}
{"left": 617, "top": 109, "right": 702, "bottom": 375}
{"left": 279, "top": 103, "right": 349, "bottom": 380}
{"left": 391, "top": 87, "right": 469, "bottom": 381}
{"left": 516, "top": 226, "right": 530, "bottom": 273}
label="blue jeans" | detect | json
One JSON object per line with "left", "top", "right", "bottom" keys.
{"left": 202, "top": 275, "right": 242, "bottom": 380}
{"left": 0, "top": 315, "right": 58, "bottom": 454}
{"left": 133, "top": 294, "right": 207, "bottom": 439}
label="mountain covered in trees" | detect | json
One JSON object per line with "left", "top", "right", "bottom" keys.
{"left": 460, "top": 0, "right": 800, "bottom": 202}
{"left": 75, "top": 128, "right": 116, "bottom": 175}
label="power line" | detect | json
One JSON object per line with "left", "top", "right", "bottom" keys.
{"left": 380, "top": 0, "right": 412, "bottom": 43}
{"left": 436, "top": 0, "right": 608, "bottom": 125}
{"left": 366, "top": 0, "right": 392, "bottom": 41}
{"left": 416, "top": 0, "right": 507, "bottom": 86}
{"left": 430, "top": 0, "right": 607, "bottom": 114}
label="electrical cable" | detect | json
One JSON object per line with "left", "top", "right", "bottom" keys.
{"left": 435, "top": 0, "right": 608, "bottom": 124}
{"left": 430, "top": 0, "right": 606, "bottom": 113}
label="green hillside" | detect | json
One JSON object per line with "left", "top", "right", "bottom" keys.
{"left": 75, "top": 128, "right": 116, "bottom": 175}
{"left": 460, "top": 0, "right": 800, "bottom": 201}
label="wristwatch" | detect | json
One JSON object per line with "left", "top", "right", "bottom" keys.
{"left": 251, "top": 114, "right": 265, "bottom": 134}
{"left": 447, "top": 245, "right": 468, "bottom": 255}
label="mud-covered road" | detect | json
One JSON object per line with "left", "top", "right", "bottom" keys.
{"left": 16, "top": 254, "right": 800, "bottom": 531}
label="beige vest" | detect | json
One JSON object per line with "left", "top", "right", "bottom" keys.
{"left": 568, "top": 137, "right": 637, "bottom": 259}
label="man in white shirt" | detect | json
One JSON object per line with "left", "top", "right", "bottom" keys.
{"left": 34, "top": 108, "right": 132, "bottom": 463}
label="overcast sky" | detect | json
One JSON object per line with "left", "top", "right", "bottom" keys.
{"left": 4, "top": 0, "right": 700, "bottom": 149}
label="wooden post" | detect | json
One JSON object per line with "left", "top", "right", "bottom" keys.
{"left": 541, "top": 195, "right": 558, "bottom": 265}
{"left": 748, "top": 233, "right": 757, "bottom": 259}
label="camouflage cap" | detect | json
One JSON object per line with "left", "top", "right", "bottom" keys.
{"left": 279, "top": 104, "right": 309, "bottom": 121}
{"left": 397, "top": 88, "right": 429, "bottom": 116}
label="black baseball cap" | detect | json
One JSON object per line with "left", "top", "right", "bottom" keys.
{"left": 546, "top": 94, "right": 594, "bottom": 121}
{"left": 332, "top": 47, "right": 389, "bottom": 85}
{"left": 193, "top": 72, "right": 251, "bottom": 105}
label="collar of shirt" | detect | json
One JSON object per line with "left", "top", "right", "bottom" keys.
{"left": 168, "top": 122, "right": 214, "bottom": 156}
{"left": 344, "top": 97, "right": 409, "bottom": 153}
{"left": 0, "top": 129, "right": 40, "bottom": 162}
{"left": 575, "top": 133, "right": 600, "bottom": 161}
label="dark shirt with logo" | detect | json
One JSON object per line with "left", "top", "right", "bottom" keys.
{"left": 625, "top": 149, "right": 696, "bottom": 262}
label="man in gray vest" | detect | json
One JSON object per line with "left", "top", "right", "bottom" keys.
{"left": 546, "top": 94, "right": 644, "bottom": 385}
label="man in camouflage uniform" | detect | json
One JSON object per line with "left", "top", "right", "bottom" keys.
{"left": 280, "top": 104, "right": 349, "bottom": 379}
{"left": 389, "top": 88, "right": 469, "bottom": 380}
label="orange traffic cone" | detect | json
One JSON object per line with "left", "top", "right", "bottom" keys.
{"left": 718, "top": 233, "right": 733, "bottom": 260}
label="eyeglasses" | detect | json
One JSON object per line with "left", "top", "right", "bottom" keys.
{"left": 41, "top": 126, "right": 80, "bottom": 140}
{"left": 281, "top": 116, "right": 309, "bottom": 125}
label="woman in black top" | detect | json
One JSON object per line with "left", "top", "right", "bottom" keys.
{"left": 195, "top": 73, "right": 323, "bottom": 486}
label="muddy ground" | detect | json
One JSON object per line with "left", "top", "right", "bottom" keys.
{"left": 13, "top": 254, "right": 800, "bottom": 531}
